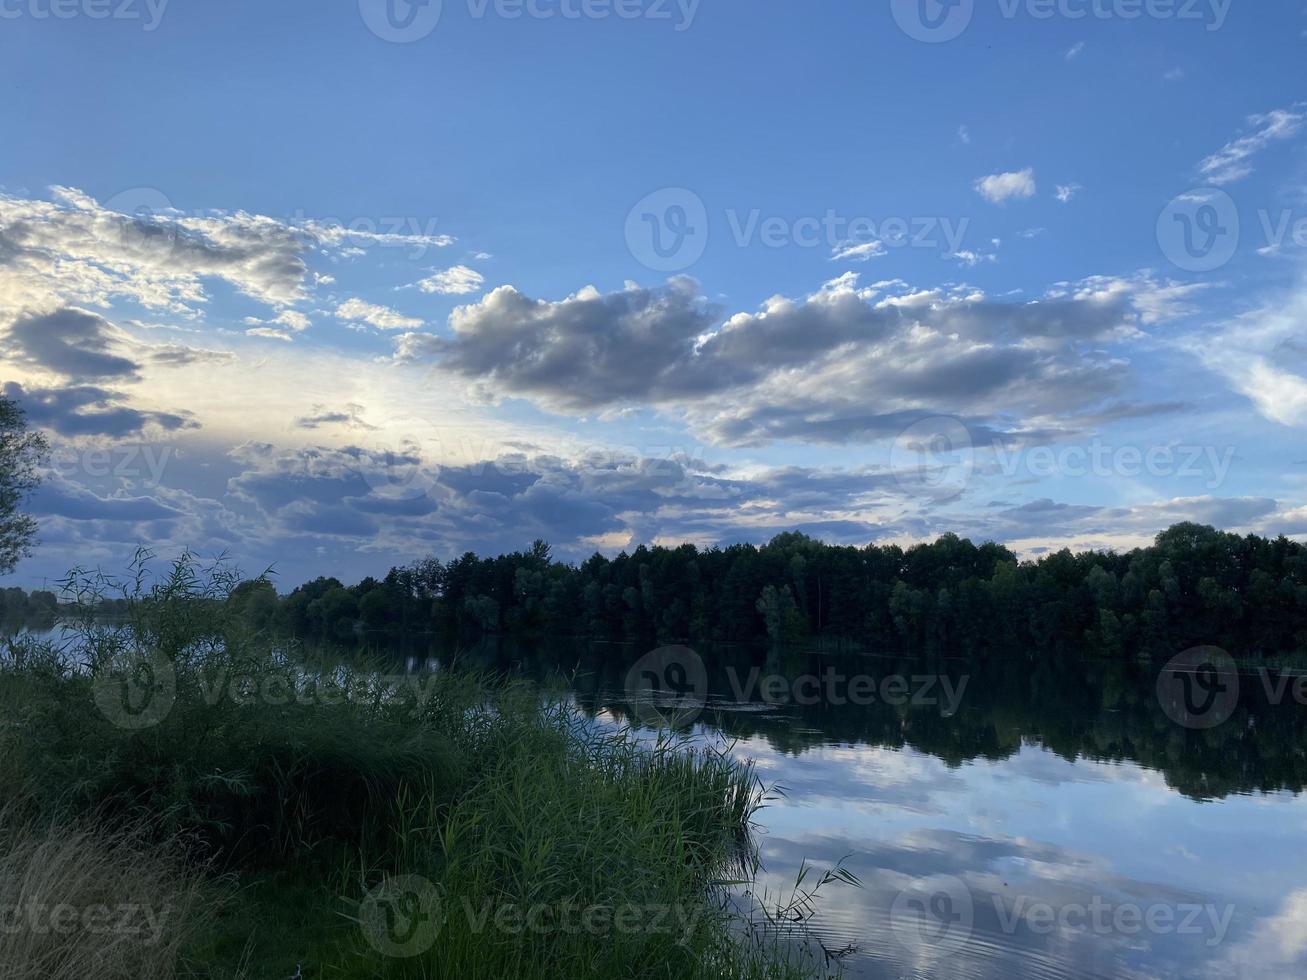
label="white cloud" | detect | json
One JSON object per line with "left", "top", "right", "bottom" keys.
{"left": 830, "top": 240, "right": 888, "bottom": 262}
{"left": 975, "top": 168, "right": 1037, "bottom": 205}
{"left": 416, "top": 264, "right": 485, "bottom": 295}
{"left": 335, "top": 298, "right": 423, "bottom": 331}
{"left": 1186, "top": 280, "right": 1307, "bottom": 426}
{"left": 1055, "top": 183, "right": 1082, "bottom": 203}
{"left": 1064, "top": 41, "right": 1085, "bottom": 60}
{"left": 0, "top": 187, "right": 316, "bottom": 320}
{"left": 1197, "top": 105, "right": 1306, "bottom": 185}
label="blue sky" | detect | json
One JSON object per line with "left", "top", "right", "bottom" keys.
{"left": 2, "top": 0, "right": 1306, "bottom": 587}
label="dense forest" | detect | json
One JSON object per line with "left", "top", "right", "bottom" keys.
{"left": 217, "top": 522, "right": 1307, "bottom": 659}
{"left": 0, "top": 585, "right": 58, "bottom": 631}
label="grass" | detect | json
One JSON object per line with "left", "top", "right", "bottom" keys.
{"left": 0, "top": 811, "right": 210, "bottom": 980}
{"left": 0, "top": 553, "right": 844, "bottom": 979}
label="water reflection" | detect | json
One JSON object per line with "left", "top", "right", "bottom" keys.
{"left": 414, "top": 637, "right": 1307, "bottom": 979}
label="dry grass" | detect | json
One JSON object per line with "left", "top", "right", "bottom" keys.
{"left": 0, "top": 812, "right": 211, "bottom": 980}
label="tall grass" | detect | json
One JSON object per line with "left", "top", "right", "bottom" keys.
{"left": 0, "top": 812, "right": 210, "bottom": 980}
{"left": 0, "top": 553, "right": 845, "bottom": 979}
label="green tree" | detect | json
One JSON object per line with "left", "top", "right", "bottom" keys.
{"left": 0, "top": 395, "right": 49, "bottom": 576}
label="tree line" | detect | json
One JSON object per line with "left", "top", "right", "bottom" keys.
{"left": 236, "top": 523, "right": 1307, "bottom": 659}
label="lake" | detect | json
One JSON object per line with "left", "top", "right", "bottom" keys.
{"left": 18, "top": 625, "right": 1307, "bottom": 977}
{"left": 444, "top": 639, "right": 1307, "bottom": 979}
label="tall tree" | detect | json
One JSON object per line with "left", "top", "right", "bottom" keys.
{"left": 0, "top": 394, "right": 49, "bottom": 576}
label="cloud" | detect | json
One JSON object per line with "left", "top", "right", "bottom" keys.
{"left": 416, "top": 265, "right": 485, "bottom": 295}
{"left": 411, "top": 273, "right": 1164, "bottom": 447}
{"left": 1064, "top": 41, "right": 1085, "bottom": 60}
{"left": 830, "top": 240, "right": 888, "bottom": 262}
{"left": 147, "top": 344, "right": 236, "bottom": 368}
{"left": 1197, "top": 105, "right": 1306, "bottom": 185}
{"left": 1055, "top": 183, "right": 1082, "bottom": 203}
{"left": 245, "top": 327, "right": 294, "bottom": 341}
{"left": 244, "top": 309, "right": 311, "bottom": 340}
{"left": 28, "top": 472, "right": 185, "bottom": 522}
{"left": 296, "top": 403, "right": 377, "bottom": 430}
{"left": 951, "top": 248, "right": 998, "bottom": 267}
{"left": 1185, "top": 279, "right": 1307, "bottom": 426}
{"left": 3, "top": 381, "right": 197, "bottom": 437}
{"left": 335, "top": 297, "right": 424, "bottom": 330}
{"left": 298, "top": 220, "right": 453, "bottom": 254}
{"left": 975, "top": 168, "right": 1037, "bottom": 204}
{"left": 0, "top": 187, "right": 317, "bottom": 319}
{"left": 2, "top": 307, "right": 140, "bottom": 381}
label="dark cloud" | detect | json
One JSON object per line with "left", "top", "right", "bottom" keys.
{"left": 411, "top": 277, "right": 1145, "bottom": 447}
{"left": 3, "top": 307, "right": 140, "bottom": 381}
{"left": 3, "top": 381, "right": 197, "bottom": 437}
{"left": 148, "top": 344, "right": 237, "bottom": 368}
{"left": 28, "top": 475, "right": 184, "bottom": 522}
{"left": 295, "top": 404, "right": 377, "bottom": 430}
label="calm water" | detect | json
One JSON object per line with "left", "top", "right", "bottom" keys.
{"left": 19, "top": 624, "right": 1307, "bottom": 978}
{"left": 452, "top": 640, "right": 1307, "bottom": 980}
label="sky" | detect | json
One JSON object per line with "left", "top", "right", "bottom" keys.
{"left": 2, "top": 0, "right": 1306, "bottom": 589}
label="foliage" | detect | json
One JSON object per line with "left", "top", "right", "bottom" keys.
{"left": 0, "top": 554, "right": 847, "bottom": 979}
{"left": 0, "top": 394, "right": 48, "bottom": 577}
{"left": 250, "top": 524, "right": 1307, "bottom": 659}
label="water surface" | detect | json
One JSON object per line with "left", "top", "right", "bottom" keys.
{"left": 458, "top": 641, "right": 1307, "bottom": 980}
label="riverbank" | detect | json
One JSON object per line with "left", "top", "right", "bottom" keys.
{"left": 0, "top": 560, "right": 838, "bottom": 979}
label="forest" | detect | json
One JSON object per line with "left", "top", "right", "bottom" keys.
{"left": 212, "top": 521, "right": 1307, "bottom": 659}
